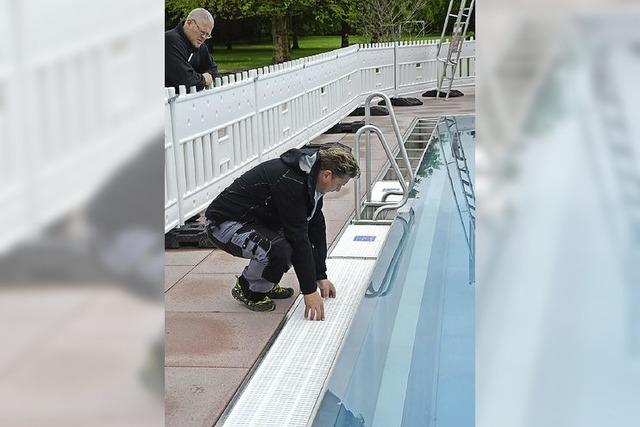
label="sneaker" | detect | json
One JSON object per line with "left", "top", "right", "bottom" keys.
{"left": 267, "top": 284, "right": 294, "bottom": 299}
{"left": 231, "top": 282, "right": 275, "bottom": 312}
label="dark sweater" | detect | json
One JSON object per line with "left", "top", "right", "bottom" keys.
{"left": 205, "top": 147, "right": 328, "bottom": 295}
{"left": 165, "top": 22, "right": 218, "bottom": 92}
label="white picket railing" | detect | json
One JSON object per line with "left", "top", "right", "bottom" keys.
{"left": 0, "top": 0, "right": 163, "bottom": 254}
{"left": 165, "top": 38, "right": 475, "bottom": 232}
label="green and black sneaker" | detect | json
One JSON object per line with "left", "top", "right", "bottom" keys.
{"left": 267, "top": 284, "right": 294, "bottom": 299}
{"left": 231, "top": 280, "right": 275, "bottom": 312}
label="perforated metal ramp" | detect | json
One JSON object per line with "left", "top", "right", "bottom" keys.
{"left": 220, "top": 225, "right": 391, "bottom": 427}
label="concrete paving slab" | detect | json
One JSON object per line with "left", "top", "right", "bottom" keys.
{"left": 165, "top": 249, "right": 211, "bottom": 266}
{"left": 165, "top": 273, "right": 298, "bottom": 314}
{"left": 165, "top": 367, "right": 247, "bottom": 427}
{"left": 165, "top": 311, "right": 284, "bottom": 368}
{"left": 322, "top": 200, "right": 355, "bottom": 223}
{"left": 0, "top": 287, "right": 162, "bottom": 426}
{"left": 165, "top": 265, "right": 193, "bottom": 292}
{"left": 325, "top": 220, "right": 349, "bottom": 245}
{"left": 190, "top": 250, "right": 249, "bottom": 275}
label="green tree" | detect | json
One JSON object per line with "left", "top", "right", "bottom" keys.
{"left": 166, "top": 0, "right": 318, "bottom": 63}
{"left": 318, "top": 0, "right": 357, "bottom": 47}
{"left": 239, "top": 1, "right": 318, "bottom": 63}
{"left": 352, "top": 0, "right": 433, "bottom": 42}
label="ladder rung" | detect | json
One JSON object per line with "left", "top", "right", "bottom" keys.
{"left": 461, "top": 179, "right": 470, "bottom": 186}
{"left": 464, "top": 191, "right": 473, "bottom": 198}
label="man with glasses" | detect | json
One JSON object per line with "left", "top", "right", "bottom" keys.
{"left": 165, "top": 8, "right": 218, "bottom": 92}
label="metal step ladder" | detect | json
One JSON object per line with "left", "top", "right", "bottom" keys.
{"left": 435, "top": 0, "right": 475, "bottom": 99}
{"left": 352, "top": 92, "right": 414, "bottom": 225}
{"left": 437, "top": 116, "right": 475, "bottom": 284}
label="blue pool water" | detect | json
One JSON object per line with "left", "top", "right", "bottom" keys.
{"left": 312, "top": 116, "right": 475, "bottom": 427}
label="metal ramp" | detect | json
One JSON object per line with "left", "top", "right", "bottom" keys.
{"left": 435, "top": 0, "right": 476, "bottom": 99}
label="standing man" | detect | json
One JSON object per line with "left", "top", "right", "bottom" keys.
{"left": 205, "top": 143, "right": 360, "bottom": 320}
{"left": 165, "top": 8, "right": 218, "bottom": 92}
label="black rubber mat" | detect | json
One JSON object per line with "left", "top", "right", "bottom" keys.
{"left": 165, "top": 223, "right": 216, "bottom": 249}
{"left": 324, "top": 121, "right": 365, "bottom": 134}
{"left": 422, "top": 89, "right": 464, "bottom": 98}
{"left": 348, "top": 105, "right": 389, "bottom": 116}
{"left": 377, "top": 97, "right": 423, "bottom": 106}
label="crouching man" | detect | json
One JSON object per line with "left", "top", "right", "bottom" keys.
{"left": 205, "top": 143, "right": 360, "bottom": 320}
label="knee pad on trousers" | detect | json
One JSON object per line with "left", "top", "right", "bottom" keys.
{"left": 262, "top": 239, "right": 292, "bottom": 283}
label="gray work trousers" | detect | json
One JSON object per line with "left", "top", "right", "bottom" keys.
{"left": 205, "top": 220, "right": 292, "bottom": 293}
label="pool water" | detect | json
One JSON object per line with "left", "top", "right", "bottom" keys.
{"left": 312, "top": 116, "right": 475, "bottom": 427}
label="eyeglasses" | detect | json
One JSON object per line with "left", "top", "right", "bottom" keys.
{"left": 190, "top": 19, "right": 212, "bottom": 40}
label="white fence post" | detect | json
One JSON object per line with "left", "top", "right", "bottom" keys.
{"left": 164, "top": 88, "right": 181, "bottom": 232}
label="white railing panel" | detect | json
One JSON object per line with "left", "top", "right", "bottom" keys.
{"left": 30, "top": 20, "right": 162, "bottom": 230}
{"left": 304, "top": 52, "right": 360, "bottom": 140}
{"left": 164, "top": 40, "right": 475, "bottom": 231}
{"left": 358, "top": 43, "right": 395, "bottom": 95}
{"left": 172, "top": 78, "right": 259, "bottom": 222}
{"left": 397, "top": 41, "right": 440, "bottom": 91}
{"left": 0, "top": 66, "right": 31, "bottom": 253}
{"left": 256, "top": 62, "right": 308, "bottom": 159}
{"left": 1, "top": 1, "right": 163, "bottom": 254}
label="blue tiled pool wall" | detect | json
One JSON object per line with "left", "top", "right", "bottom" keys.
{"left": 313, "top": 116, "right": 475, "bottom": 427}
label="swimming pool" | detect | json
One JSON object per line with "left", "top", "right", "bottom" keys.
{"left": 312, "top": 116, "right": 475, "bottom": 427}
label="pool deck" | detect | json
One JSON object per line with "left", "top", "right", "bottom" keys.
{"left": 164, "top": 87, "right": 475, "bottom": 427}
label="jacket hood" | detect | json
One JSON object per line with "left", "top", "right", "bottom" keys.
{"left": 280, "top": 147, "right": 320, "bottom": 175}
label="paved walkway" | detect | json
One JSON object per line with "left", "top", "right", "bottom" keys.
{"left": 165, "top": 88, "right": 475, "bottom": 427}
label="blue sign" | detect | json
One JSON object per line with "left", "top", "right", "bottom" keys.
{"left": 354, "top": 235, "right": 376, "bottom": 242}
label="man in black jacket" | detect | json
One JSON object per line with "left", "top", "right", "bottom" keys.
{"left": 165, "top": 8, "right": 218, "bottom": 92}
{"left": 205, "top": 143, "right": 360, "bottom": 320}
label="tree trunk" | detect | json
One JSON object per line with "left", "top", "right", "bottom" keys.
{"left": 272, "top": 14, "right": 290, "bottom": 63}
{"left": 290, "top": 13, "right": 300, "bottom": 50}
{"left": 340, "top": 20, "right": 350, "bottom": 47}
{"left": 371, "top": 32, "right": 380, "bottom": 44}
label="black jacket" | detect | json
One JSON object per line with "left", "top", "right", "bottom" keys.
{"left": 205, "top": 147, "right": 328, "bottom": 295}
{"left": 165, "top": 22, "right": 218, "bottom": 92}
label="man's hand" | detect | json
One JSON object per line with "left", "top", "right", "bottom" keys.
{"left": 303, "top": 291, "right": 325, "bottom": 321}
{"left": 202, "top": 72, "right": 213, "bottom": 86}
{"left": 317, "top": 279, "right": 336, "bottom": 298}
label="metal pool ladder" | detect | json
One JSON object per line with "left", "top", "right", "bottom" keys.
{"left": 437, "top": 116, "right": 476, "bottom": 284}
{"left": 352, "top": 92, "right": 414, "bottom": 225}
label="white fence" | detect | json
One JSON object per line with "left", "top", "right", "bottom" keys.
{"left": 165, "top": 38, "right": 475, "bottom": 232}
{"left": 0, "top": 0, "right": 163, "bottom": 254}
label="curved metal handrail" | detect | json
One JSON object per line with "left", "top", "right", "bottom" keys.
{"left": 354, "top": 125, "right": 411, "bottom": 221}
{"left": 363, "top": 92, "right": 414, "bottom": 204}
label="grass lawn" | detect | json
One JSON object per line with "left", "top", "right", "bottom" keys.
{"left": 212, "top": 35, "right": 445, "bottom": 74}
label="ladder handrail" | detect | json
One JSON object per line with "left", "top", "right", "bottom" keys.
{"left": 437, "top": 117, "right": 475, "bottom": 254}
{"left": 447, "top": 117, "right": 476, "bottom": 205}
{"left": 354, "top": 125, "right": 410, "bottom": 221}
{"left": 363, "top": 93, "right": 415, "bottom": 204}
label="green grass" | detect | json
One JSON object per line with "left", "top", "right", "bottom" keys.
{"left": 212, "top": 35, "right": 446, "bottom": 74}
